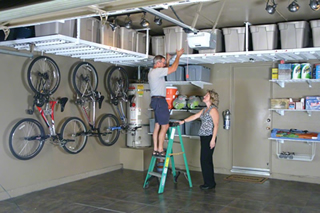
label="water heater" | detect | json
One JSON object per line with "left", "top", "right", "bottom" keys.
{"left": 126, "top": 83, "right": 151, "bottom": 147}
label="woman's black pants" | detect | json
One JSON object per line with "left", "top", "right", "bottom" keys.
{"left": 200, "top": 135, "right": 216, "bottom": 187}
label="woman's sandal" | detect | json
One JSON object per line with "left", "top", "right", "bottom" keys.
{"left": 152, "top": 150, "right": 159, "bottom": 156}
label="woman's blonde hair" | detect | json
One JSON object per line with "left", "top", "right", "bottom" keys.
{"left": 207, "top": 89, "right": 219, "bottom": 107}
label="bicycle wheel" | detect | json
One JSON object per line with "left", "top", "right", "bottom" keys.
{"left": 106, "top": 66, "right": 129, "bottom": 98}
{"left": 9, "top": 118, "right": 45, "bottom": 160}
{"left": 60, "top": 117, "right": 88, "bottom": 154}
{"left": 27, "top": 56, "right": 61, "bottom": 95}
{"left": 72, "top": 62, "right": 98, "bottom": 97}
{"left": 98, "top": 114, "right": 120, "bottom": 146}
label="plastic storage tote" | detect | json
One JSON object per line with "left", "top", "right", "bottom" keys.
{"left": 278, "top": 21, "right": 309, "bottom": 49}
{"left": 35, "top": 20, "right": 75, "bottom": 37}
{"left": 185, "top": 120, "right": 201, "bottom": 136}
{"left": 310, "top": 20, "right": 320, "bottom": 47}
{"left": 222, "top": 27, "right": 245, "bottom": 52}
{"left": 120, "top": 27, "right": 136, "bottom": 51}
{"left": 250, "top": 24, "right": 278, "bottom": 50}
{"left": 185, "top": 65, "right": 211, "bottom": 82}
{"left": 151, "top": 36, "right": 165, "bottom": 56}
{"left": 78, "top": 18, "right": 100, "bottom": 43}
{"left": 198, "top": 29, "right": 223, "bottom": 54}
{"left": 100, "top": 24, "right": 120, "bottom": 47}
{"left": 136, "top": 32, "right": 148, "bottom": 54}
{"left": 163, "top": 26, "right": 192, "bottom": 54}
{"left": 166, "top": 66, "right": 185, "bottom": 81}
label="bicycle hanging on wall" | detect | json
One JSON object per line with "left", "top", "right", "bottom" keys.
{"left": 60, "top": 62, "right": 120, "bottom": 147}
{"left": 8, "top": 56, "right": 82, "bottom": 160}
{"left": 103, "top": 66, "right": 142, "bottom": 145}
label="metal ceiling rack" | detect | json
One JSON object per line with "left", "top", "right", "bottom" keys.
{"left": 0, "top": 35, "right": 153, "bottom": 67}
{"left": 1, "top": 35, "right": 320, "bottom": 67}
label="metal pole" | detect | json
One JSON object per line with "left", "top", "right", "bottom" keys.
{"left": 0, "top": 49, "right": 33, "bottom": 58}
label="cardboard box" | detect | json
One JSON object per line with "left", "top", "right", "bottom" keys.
{"left": 306, "top": 97, "right": 320, "bottom": 110}
{"left": 270, "top": 99, "right": 289, "bottom": 109}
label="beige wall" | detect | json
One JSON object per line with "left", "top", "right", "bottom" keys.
{"left": 0, "top": 50, "right": 136, "bottom": 200}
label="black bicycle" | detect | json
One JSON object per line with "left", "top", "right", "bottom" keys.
{"left": 61, "top": 62, "right": 120, "bottom": 147}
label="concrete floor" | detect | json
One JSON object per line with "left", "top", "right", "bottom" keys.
{"left": 1, "top": 169, "right": 320, "bottom": 213}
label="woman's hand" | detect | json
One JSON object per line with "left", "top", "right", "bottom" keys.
{"left": 210, "top": 140, "right": 216, "bottom": 149}
{"left": 178, "top": 120, "right": 185, "bottom": 125}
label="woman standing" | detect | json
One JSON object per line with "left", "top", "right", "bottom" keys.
{"left": 179, "top": 89, "right": 219, "bottom": 190}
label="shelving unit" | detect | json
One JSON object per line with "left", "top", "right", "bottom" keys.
{"left": 1, "top": 35, "right": 320, "bottom": 67}
{"left": 269, "top": 138, "right": 317, "bottom": 161}
{"left": 269, "top": 109, "right": 320, "bottom": 116}
{"left": 270, "top": 79, "right": 320, "bottom": 88}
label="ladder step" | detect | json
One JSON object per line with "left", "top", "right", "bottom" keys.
{"left": 148, "top": 171, "right": 162, "bottom": 178}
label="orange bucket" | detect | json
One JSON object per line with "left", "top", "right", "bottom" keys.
{"left": 166, "top": 86, "right": 178, "bottom": 109}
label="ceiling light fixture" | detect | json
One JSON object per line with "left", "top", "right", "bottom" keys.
{"left": 124, "top": 15, "right": 132, "bottom": 29}
{"left": 140, "top": 12, "right": 150, "bottom": 28}
{"left": 288, "top": 0, "right": 300, "bottom": 12}
{"left": 109, "top": 18, "right": 118, "bottom": 31}
{"left": 265, "top": 0, "right": 277, "bottom": 14}
{"left": 310, "top": 0, "right": 320, "bottom": 10}
{"left": 154, "top": 16, "right": 162, "bottom": 26}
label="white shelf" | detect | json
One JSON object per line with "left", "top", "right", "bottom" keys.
{"left": 269, "top": 109, "right": 320, "bottom": 116}
{"left": 2, "top": 35, "right": 320, "bottom": 67}
{"left": 270, "top": 79, "right": 320, "bottom": 88}
{"left": 269, "top": 137, "right": 317, "bottom": 161}
{"left": 165, "top": 81, "right": 212, "bottom": 89}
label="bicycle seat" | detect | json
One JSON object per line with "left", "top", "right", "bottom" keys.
{"left": 59, "top": 97, "right": 68, "bottom": 112}
{"left": 98, "top": 95, "right": 104, "bottom": 109}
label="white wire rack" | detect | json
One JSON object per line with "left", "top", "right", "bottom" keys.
{"left": 0, "top": 35, "right": 153, "bottom": 67}
{"left": 1, "top": 35, "right": 320, "bottom": 67}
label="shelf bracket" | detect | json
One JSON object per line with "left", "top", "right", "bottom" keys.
{"left": 306, "top": 110, "right": 312, "bottom": 116}
{"left": 276, "top": 81, "right": 285, "bottom": 88}
{"left": 275, "top": 109, "right": 284, "bottom": 116}
{"left": 306, "top": 80, "right": 312, "bottom": 88}
{"left": 190, "top": 81, "right": 204, "bottom": 89}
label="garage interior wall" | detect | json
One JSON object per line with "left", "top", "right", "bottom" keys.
{"left": 1, "top": 49, "right": 320, "bottom": 201}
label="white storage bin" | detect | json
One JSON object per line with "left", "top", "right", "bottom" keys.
{"left": 250, "top": 24, "right": 278, "bottom": 50}
{"left": 100, "top": 24, "right": 120, "bottom": 47}
{"left": 222, "top": 27, "right": 246, "bottom": 52}
{"left": 78, "top": 18, "right": 100, "bottom": 43}
{"left": 310, "top": 20, "right": 320, "bottom": 47}
{"left": 136, "top": 32, "right": 148, "bottom": 54}
{"left": 163, "top": 26, "right": 192, "bottom": 54}
{"left": 198, "top": 29, "right": 222, "bottom": 54}
{"left": 278, "top": 21, "right": 309, "bottom": 49}
{"left": 120, "top": 27, "right": 136, "bottom": 51}
{"left": 35, "top": 20, "right": 75, "bottom": 37}
{"left": 151, "top": 36, "right": 165, "bottom": 56}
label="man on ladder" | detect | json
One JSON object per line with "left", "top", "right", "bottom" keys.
{"left": 143, "top": 122, "right": 192, "bottom": 194}
{"left": 148, "top": 48, "right": 184, "bottom": 157}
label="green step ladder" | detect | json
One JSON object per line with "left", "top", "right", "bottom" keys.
{"left": 143, "top": 122, "right": 192, "bottom": 194}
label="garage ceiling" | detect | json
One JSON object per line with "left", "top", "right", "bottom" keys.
{"left": 0, "top": 0, "right": 319, "bottom": 36}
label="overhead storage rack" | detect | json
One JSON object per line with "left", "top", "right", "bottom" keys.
{"left": 1, "top": 35, "right": 320, "bottom": 67}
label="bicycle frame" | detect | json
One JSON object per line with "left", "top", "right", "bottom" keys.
{"left": 78, "top": 96, "right": 98, "bottom": 130}
{"left": 36, "top": 99, "right": 58, "bottom": 136}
